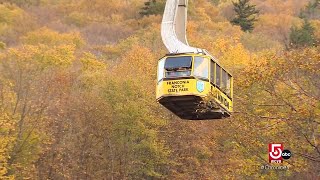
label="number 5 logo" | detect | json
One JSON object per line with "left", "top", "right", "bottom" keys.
{"left": 269, "top": 143, "right": 283, "bottom": 163}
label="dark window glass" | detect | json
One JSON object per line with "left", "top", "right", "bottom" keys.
{"left": 216, "top": 65, "right": 221, "bottom": 87}
{"left": 164, "top": 56, "right": 192, "bottom": 78}
{"left": 210, "top": 61, "right": 215, "bottom": 83}
{"left": 227, "top": 74, "right": 232, "bottom": 97}
{"left": 164, "top": 56, "right": 192, "bottom": 70}
{"left": 222, "top": 69, "right": 228, "bottom": 90}
{"left": 165, "top": 70, "right": 191, "bottom": 77}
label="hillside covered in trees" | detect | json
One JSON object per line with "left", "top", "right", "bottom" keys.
{"left": 0, "top": 0, "right": 319, "bottom": 179}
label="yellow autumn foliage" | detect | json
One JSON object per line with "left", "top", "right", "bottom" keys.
{"left": 21, "top": 27, "right": 84, "bottom": 48}
{"left": 0, "top": 3, "right": 25, "bottom": 36}
{"left": 0, "top": 0, "right": 319, "bottom": 179}
{"left": 112, "top": 45, "right": 156, "bottom": 96}
{"left": 5, "top": 44, "right": 75, "bottom": 69}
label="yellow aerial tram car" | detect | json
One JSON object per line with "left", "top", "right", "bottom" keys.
{"left": 156, "top": 53, "right": 233, "bottom": 120}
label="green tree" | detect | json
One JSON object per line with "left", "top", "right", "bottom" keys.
{"left": 139, "top": 0, "right": 165, "bottom": 17}
{"left": 230, "top": 0, "right": 259, "bottom": 32}
{"left": 290, "top": 19, "right": 316, "bottom": 48}
{"left": 299, "top": 0, "right": 320, "bottom": 20}
{"left": 0, "top": 0, "right": 40, "bottom": 6}
{"left": 210, "top": 0, "right": 220, "bottom": 6}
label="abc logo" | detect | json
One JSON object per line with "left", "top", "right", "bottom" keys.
{"left": 281, "top": 149, "right": 291, "bottom": 160}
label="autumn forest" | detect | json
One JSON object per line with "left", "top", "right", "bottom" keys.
{"left": 0, "top": 0, "right": 319, "bottom": 179}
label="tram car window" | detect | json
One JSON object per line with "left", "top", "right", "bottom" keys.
{"left": 194, "top": 56, "right": 209, "bottom": 79}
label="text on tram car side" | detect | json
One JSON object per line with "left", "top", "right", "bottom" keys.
{"left": 167, "top": 80, "right": 189, "bottom": 93}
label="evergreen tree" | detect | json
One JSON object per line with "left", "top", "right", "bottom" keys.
{"left": 299, "top": 0, "right": 319, "bottom": 20}
{"left": 231, "top": 0, "right": 259, "bottom": 32}
{"left": 139, "top": 0, "right": 165, "bottom": 17}
{"left": 289, "top": 19, "right": 316, "bottom": 48}
{"left": 211, "top": 0, "right": 220, "bottom": 6}
{"left": 2, "top": 0, "right": 40, "bottom": 6}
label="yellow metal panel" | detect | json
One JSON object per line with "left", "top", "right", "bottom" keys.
{"left": 156, "top": 79, "right": 210, "bottom": 99}
{"left": 210, "top": 85, "right": 233, "bottom": 112}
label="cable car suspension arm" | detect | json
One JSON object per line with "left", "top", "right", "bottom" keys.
{"left": 161, "top": 0, "right": 204, "bottom": 54}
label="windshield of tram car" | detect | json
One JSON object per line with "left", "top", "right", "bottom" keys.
{"left": 164, "top": 56, "right": 192, "bottom": 77}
